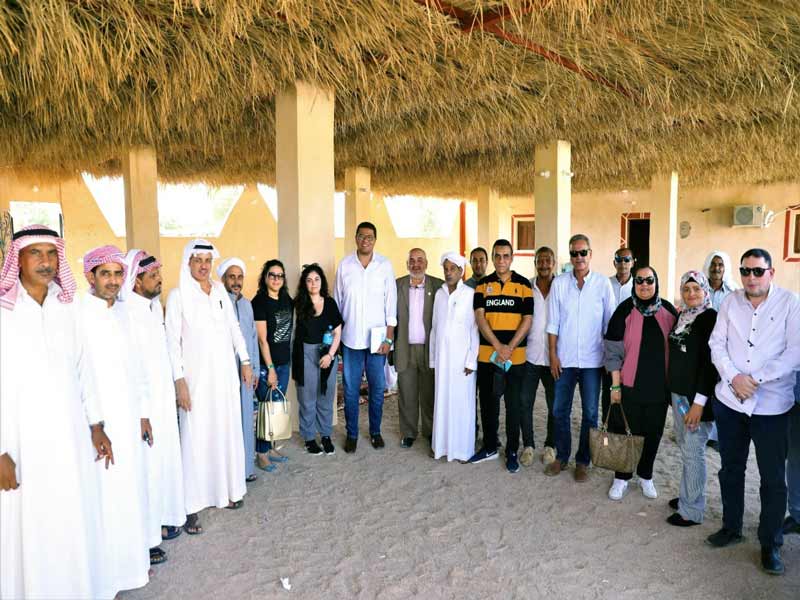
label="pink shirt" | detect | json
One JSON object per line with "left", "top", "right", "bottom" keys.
{"left": 408, "top": 278, "right": 426, "bottom": 344}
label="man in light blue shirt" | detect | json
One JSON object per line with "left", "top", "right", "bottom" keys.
{"left": 544, "top": 234, "right": 615, "bottom": 482}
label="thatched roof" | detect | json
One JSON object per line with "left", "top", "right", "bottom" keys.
{"left": 1, "top": 1, "right": 799, "bottom": 196}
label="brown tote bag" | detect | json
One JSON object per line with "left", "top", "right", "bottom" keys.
{"left": 589, "top": 402, "right": 645, "bottom": 473}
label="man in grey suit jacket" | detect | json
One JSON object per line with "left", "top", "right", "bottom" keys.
{"left": 394, "top": 248, "right": 443, "bottom": 448}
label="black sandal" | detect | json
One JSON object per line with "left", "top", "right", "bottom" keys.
{"left": 150, "top": 547, "right": 167, "bottom": 565}
{"left": 183, "top": 513, "right": 203, "bottom": 535}
{"left": 161, "top": 525, "right": 182, "bottom": 541}
{"left": 225, "top": 499, "right": 244, "bottom": 510}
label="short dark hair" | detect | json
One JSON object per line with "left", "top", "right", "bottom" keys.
{"left": 615, "top": 247, "right": 633, "bottom": 256}
{"left": 535, "top": 246, "right": 555, "bottom": 258}
{"left": 569, "top": 234, "right": 591, "bottom": 249}
{"left": 740, "top": 248, "right": 772, "bottom": 268}
{"left": 492, "top": 239, "right": 513, "bottom": 254}
{"left": 356, "top": 221, "right": 377, "bottom": 237}
{"left": 470, "top": 247, "right": 488, "bottom": 260}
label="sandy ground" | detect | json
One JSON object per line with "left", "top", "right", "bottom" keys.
{"left": 125, "top": 388, "right": 799, "bottom": 600}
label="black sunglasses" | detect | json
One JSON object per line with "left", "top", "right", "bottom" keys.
{"left": 267, "top": 272, "right": 285, "bottom": 279}
{"left": 614, "top": 255, "right": 633, "bottom": 263}
{"left": 569, "top": 249, "right": 589, "bottom": 258}
{"left": 739, "top": 267, "right": 768, "bottom": 278}
{"left": 635, "top": 276, "right": 655, "bottom": 285}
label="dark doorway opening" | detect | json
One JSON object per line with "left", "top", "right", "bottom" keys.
{"left": 627, "top": 218, "right": 650, "bottom": 267}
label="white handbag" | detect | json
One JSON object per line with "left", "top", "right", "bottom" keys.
{"left": 256, "top": 387, "right": 292, "bottom": 442}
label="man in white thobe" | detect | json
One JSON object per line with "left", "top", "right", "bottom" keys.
{"left": 81, "top": 245, "right": 152, "bottom": 594}
{"left": 166, "top": 240, "right": 253, "bottom": 534}
{"left": 430, "top": 252, "right": 479, "bottom": 462}
{"left": 0, "top": 226, "right": 111, "bottom": 600}
{"left": 122, "top": 249, "right": 186, "bottom": 560}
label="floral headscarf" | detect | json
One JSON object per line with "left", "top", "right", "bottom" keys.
{"left": 671, "top": 270, "right": 712, "bottom": 337}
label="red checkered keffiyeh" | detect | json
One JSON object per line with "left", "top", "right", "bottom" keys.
{"left": 0, "top": 224, "right": 77, "bottom": 310}
{"left": 82, "top": 245, "right": 128, "bottom": 288}
{"left": 121, "top": 248, "right": 162, "bottom": 301}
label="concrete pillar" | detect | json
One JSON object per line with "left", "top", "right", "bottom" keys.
{"left": 122, "top": 146, "right": 160, "bottom": 257}
{"left": 344, "top": 166, "right": 371, "bottom": 244}
{"left": 534, "top": 140, "right": 572, "bottom": 270}
{"left": 650, "top": 171, "right": 679, "bottom": 303}
{"left": 477, "top": 185, "right": 500, "bottom": 250}
{"left": 275, "top": 81, "right": 336, "bottom": 429}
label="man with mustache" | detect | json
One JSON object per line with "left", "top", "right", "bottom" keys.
{"left": 81, "top": 244, "right": 152, "bottom": 594}
{"left": 218, "top": 257, "right": 260, "bottom": 483}
{"left": 1, "top": 226, "right": 111, "bottom": 599}
{"left": 165, "top": 240, "right": 253, "bottom": 535}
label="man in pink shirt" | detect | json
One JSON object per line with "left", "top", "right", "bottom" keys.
{"left": 393, "top": 249, "right": 443, "bottom": 449}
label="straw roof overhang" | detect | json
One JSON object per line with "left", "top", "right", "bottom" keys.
{"left": 1, "top": 1, "right": 799, "bottom": 197}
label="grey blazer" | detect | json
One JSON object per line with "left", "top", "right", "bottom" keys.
{"left": 393, "top": 274, "right": 443, "bottom": 373}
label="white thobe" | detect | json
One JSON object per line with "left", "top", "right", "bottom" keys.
{"left": 1, "top": 282, "right": 110, "bottom": 600}
{"left": 127, "top": 292, "right": 185, "bottom": 547}
{"left": 430, "top": 281, "right": 479, "bottom": 461}
{"left": 165, "top": 282, "right": 250, "bottom": 514}
{"left": 80, "top": 293, "right": 151, "bottom": 594}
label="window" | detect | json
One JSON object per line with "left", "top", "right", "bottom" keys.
{"left": 9, "top": 201, "right": 63, "bottom": 234}
{"left": 385, "top": 195, "right": 461, "bottom": 238}
{"left": 511, "top": 214, "right": 535, "bottom": 256}
{"left": 784, "top": 204, "right": 800, "bottom": 262}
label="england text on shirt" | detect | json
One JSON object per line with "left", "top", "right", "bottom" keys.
{"left": 472, "top": 271, "right": 533, "bottom": 365}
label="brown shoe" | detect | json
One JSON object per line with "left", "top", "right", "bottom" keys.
{"left": 544, "top": 460, "right": 565, "bottom": 476}
{"left": 574, "top": 463, "right": 589, "bottom": 482}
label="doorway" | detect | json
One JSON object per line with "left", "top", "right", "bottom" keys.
{"left": 620, "top": 212, "right": 651, "bottom": 267}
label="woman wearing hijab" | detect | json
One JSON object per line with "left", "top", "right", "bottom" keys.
{"left": 604, "top": 265, "right": 678, "bottom": 501}
{"left": 666, "top": 270, "right": 718, "bottom": 526}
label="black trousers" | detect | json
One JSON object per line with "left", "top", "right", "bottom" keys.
{"left": 522, "top": 362, "right": 556, "bottom": 449}
{"left": 608, "top": 395, "right": 667, "bottom": 480}
{"left": 477, "top": 362, "right": 526, "bottom": 454}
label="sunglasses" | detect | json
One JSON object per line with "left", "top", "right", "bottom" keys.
{"left": 569, "top": 249, "right": 589, "bottom": 258}
{"left": 635, "top": 276, "right": 655, "bottom": 285}
{"left": 739, "top": 267, "right": 768, "bottom": 278}
{"left": 267, "top": 272, "right": 285, "bottom": 280}
{"left": 614, "top": 255, "right": 633, "bottom": 263}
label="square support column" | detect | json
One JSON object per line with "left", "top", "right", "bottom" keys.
{"left": 276, "top": 81, "right": 336, "bottom": 430}
{"left": 344, "top": 166, "right": 371, "bottom": 243}
{"left": 477, "top": 185, "right": 500, "bottom": 250}
{"left": 534, "top": 140, "right": 572, "bottom": 270}
{"left": 123, "top": 146, "right": 160, "bottom": 257}
{"left": 650, "top": 171, "right": 679, "bottom": 302}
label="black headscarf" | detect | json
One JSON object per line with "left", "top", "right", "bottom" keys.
{"left": 631, "top": 265, "right": 662, "bottom": 317}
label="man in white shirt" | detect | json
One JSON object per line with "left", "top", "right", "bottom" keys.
{"left": 334, "top": 222, "right": 397, "bottom": 453}
{"left": 544, "top": 234, "right": 615, "bottom": 482}
{"left": 522, "top": 246, "right": 556, "bottom": 467}
{"left": 707, "top": 248, "right": 800, "bottom": 576}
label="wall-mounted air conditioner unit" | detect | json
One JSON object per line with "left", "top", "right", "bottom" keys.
{"left": 731, "top": 204, "right": 767, "bottom": 228}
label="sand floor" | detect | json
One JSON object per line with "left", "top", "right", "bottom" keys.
{"left": 125, "top": 389, "right": 799, "bottom": 600}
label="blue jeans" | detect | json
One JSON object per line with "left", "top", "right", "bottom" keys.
{"left": 256, "top": 363, "right": 290, "bottom": 452}
{"left": 714, "top": 400, "right": 789, "bottom": 548}
{"left": 553, "top": 367, "right": 602, "bottom": 466}
{"left": 787, "top": 402, "right": 800, "bottom": 522}
{"left": 671, "top": 393, "right": 712, "bottom": 523}
{"left": 342, "top": 345, "right": 386, "bottom": 439}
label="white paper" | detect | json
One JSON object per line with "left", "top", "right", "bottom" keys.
{"left": 370, "top": 326, "right": 387, "bottom": 353}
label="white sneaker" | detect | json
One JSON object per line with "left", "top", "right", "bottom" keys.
{"left": 640, "top": 478, "right": 658, "bottom": 499}
{"left": 608, "top": 478, "right": 629, "bottom": 501}
{"left": 541, "top": 446, "right": 556, "bottom": 465}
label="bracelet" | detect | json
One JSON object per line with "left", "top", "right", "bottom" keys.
{"left": 610, "top": 385, "right": 621, "bottom": 391}
{"left": 267, "top": 363, "right": 275, "bottom": 370}
{"left": 383, "top": 338, "right": 393, "bottom": 346}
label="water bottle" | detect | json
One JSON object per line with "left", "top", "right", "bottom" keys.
{"left": 676, "top": 397, "right": 690, "bottom": 416}
{"left": 320, "top": 325, "right": 334, "bottom": 358}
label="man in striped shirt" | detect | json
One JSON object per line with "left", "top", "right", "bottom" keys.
{"left": 468, "top": 239, "right": 533, "bottom": 473}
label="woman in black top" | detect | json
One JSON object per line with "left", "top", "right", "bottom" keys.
{"left": 252, "top": 259, "right": 293, "bottom": 470}
{"left": 666, "top": 270, "right": 718, "bottom": 527}
{"left": 292, "top": 264, "right": 343, "bottom": 455}
{"left": 604, "top": 266, "right": 678, "bottom": 501}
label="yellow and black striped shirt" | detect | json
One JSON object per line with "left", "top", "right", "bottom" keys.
{"left": 473, "top": 271, "right": 533, "bottom": 365}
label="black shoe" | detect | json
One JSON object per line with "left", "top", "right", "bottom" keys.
{"left": 370, "top": 434, "right": 385, "bottom": 449}
{"left": 344, "top": 437, "right": 357, "bottom": 453}
{"left": 761, "top": 546, "right": 784, "bottom": 575}
{"left": 783, "top": 515, "right": 800, "bottom": 535}
{"left": 400, "top": 437, "right": 415, "bottom": 448}
{"left": 706, "top": 440, "right": 719, "bottom": 452}
{"left": 305, "top": 440, "right": 323, "bottom": 455}
{"left": 320, "top": 436, "right": 335, "bottom": 455}
{"left": 667, "top": 513, "right": 700, "bottom": 527}
{"left": 669, "top": 497, "right": 679, "bottom": 510}
{"left": 149, "top": 546, "right": 167, "bottom": 565}
{"left": 705, "top": 528, "right": 744, "bottom": 548}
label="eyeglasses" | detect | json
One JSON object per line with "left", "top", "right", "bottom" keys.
{"left": 739, "top": 267, "right": 768, "bottom": 278}
{"left": 614, "top": 255, "right": 633, "bottom": 263}
{"left": 569, "top": 249, "right": 589, "bottom": 258}
{"left": 635, "top": 276, "right": 655, "bottom": 285}
{"left": 356, "top": 234, "right": 375, "bottom": 242}
{"left": 267, "top": 272, "right": 285, "bottom": 280}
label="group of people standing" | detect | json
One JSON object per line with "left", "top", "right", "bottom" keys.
{"left": 0, "top": 220, "right": 798, "bottom": 599}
